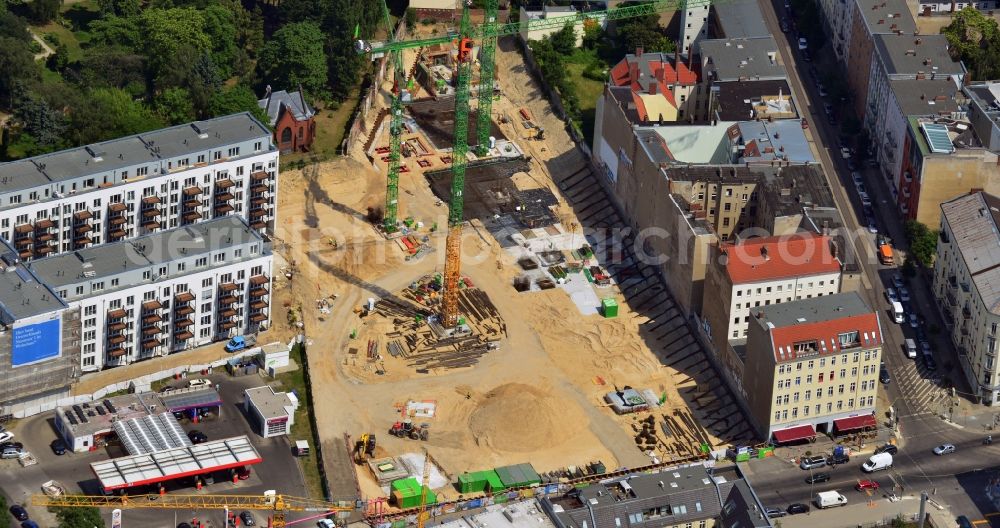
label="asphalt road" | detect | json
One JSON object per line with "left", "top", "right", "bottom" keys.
{"left": 751, "top": 0, "right": 1000, "bottom": 520}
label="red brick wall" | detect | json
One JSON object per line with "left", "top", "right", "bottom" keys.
{"left": 274, "top": 111, "right": 316, "bottom": 153}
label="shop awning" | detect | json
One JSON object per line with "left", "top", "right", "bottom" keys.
{"left": 772, "top": 424, "right": 816, "bottom": 444}
{"left": 834, "top": 414, "right": 877, "bottom": 433}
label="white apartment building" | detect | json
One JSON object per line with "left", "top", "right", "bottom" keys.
{"left": 680, "top": 1, "right": 710, "bottom": 55}
{"left": 0, "top": 113, "right": 277, "bottom": 261}
{"left": 28, "top": 216, "right": 273, "bottom": 372}
{"left": 935, "top": 192, "right": 1000, "bottom": 405}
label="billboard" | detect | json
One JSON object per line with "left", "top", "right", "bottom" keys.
{"left": 12, "top": 318, "right": 61, "bottom": 367}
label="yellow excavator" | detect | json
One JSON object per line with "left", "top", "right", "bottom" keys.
{"left": 354, "top": 433, "right": 377, "bottom": 463}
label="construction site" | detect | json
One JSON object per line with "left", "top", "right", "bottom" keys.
{"left": 244, "top": 3, "right": 764, "bottom": 521}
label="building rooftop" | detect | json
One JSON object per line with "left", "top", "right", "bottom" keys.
{"left": 158, "top": 386, "right": 223, "bottom": 412}
{"left": 748, "top": 291, "right": 881, "bottom": 362}
{"left": 57, "top": 392, "right": 163, "bottom": 439}
{"left": 258, "top": 89, "right": 315, "bottom": 127}
{"left": 699, "top": 37, "right": 786, "bottom": 82}
{"left": 714, "top": 79, "right": 796, "bottom": 121}
{"left": 114, "top": 412, "right": 191, "bottom": 456}
{"left": 245, "top": 385, "right": 296, "bottom": 420}
{"left": 0, "top": 239, "right": 67, "bottom": 324}
{"left": 139, "top": 113, "right": 271, "bottom": 160}
{"left": 610, "top": 51, "right": 698, "bottom": 90}
{"left": 907, "top": 115, "right": 982, "bottom": 157}
{"left": 941, "top": 192, "right": 1000, "bottom": 314}
{"left": 0, "top": 160, "right": 57, "bottom": 195}
{"left": 965, "top": 83, "right": 1000, "bottom": 117}
{"left": 802, "top": 207, "right": 861, "bottom": 273}
{"left": 712, "top": 0, "right": 770, "bottom": 38}
{"left": 639, "top": 124, "right": 736, "bottom": 164}
{"left": 720, "top": 232, "right": 842, "bottom": 283}
{"left": 874, "top": 34, "right": 965, "bottom": 76}
{"left": 733, "top": 120, "right": 814, "bottom": 163}
{"left": 890, "top": 78, "right": 960, "bottom": 116}
{"left": 29, "top": 216, "right": 265, "bottom": 297}
{"left": 436, "top": 500, "right": 556, "bottom": 528}
{"left": 856, "top": 0, "right": 916, "bottom": 35}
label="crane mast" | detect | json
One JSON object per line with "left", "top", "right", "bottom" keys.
{"left": 475, "top": 0, "right": 499, "bottom": 157}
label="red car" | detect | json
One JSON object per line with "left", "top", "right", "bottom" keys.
{"left": 235, "top": 466, "right": 251, "bottom": 480}
{"left": 856, "top": 479, "right": 880, "bottom": 491}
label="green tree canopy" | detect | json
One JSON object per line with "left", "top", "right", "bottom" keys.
{"left": 155, "top": 86, "right": 197, "bottom": 124}
{"left": 256, "top": 21, "right": 328, "bottom": 98}
{"left": 550, "top": 22, "right": 576, "bottom": 55}
{"left": 87, "top": 15, "right": 142, "bottom": 50}
{"left": 201, "top": 4, "right": 238, "bottom": 78}
{"left": 66, "top": 87, "right": 165, "bottom": 145}
{"left": 904, "top": 220, "right": 938, "bottom": 267}
{"left": 0, "top": 10, "right": 30, "bottom": 41}
{"left": 140, "top": 8, "right": 211, "bottom": 75}
{"left": 12, "top": 84, "right": 67, "bottom": 153}
{"left": 208, "top": 84, "right": 270, "bottom": 125}
{"left": 942, "top": 7, "right": 1000, "bottom": 80}
{"left": 77, "top": 47, "right": 147, "bottom": 96}
{"left": 96, "top": 0, "right": 141, "bottom": 17}
{"left": 26, "top": 0, "right": 60, "bottom": 24}
{"left": 0, "top": 37, "right": 38, "bottom": 105}
{"left": 51, "top": 506, "right": 105, "bottom": 528}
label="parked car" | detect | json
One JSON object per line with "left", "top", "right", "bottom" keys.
{"left": 801, "top": 118, "right": 809, "bottom": 129}
{"left": 317, "top": 520, "right": 335, "bottom": 528}
{"left": 875, "top": 444, "right": 899, "bottom": 455}
{"left": 856, "top": 480, "right": 880, "bottom": 491}
{"left": 0, "top": 432, "right": 13, "bottom": 444}
{"left": 852, "top": 172, "right": 864, "bottom": 186}
{"left": 21, "top": 521, "right": 40, "bottom": 528}
{"left": 0, "top": 441, "right": 23, "bottom": 451}
{"left": 787, "top": 503, "right": 810, "bottom": 515}
{"left": 240, "top": 511, "right": 256, "bottom": 526}
{"left": 806, "top": 473, "right": 831, "bottom": 484}
{"left": 886, "top": 288, "right": 898, "bottom": 303}
{"left": 899, "top": 287, "right": 911, "bottom": 302}
{"left": 840, "top": 147, "right": 852, "bottom": 158}
{"left": 933, "top": 444, "right": 956, "bottom": 455}
{"left": 802, "top": 50, "right": 812, "bottom": 62}
{"left": 879, "top": 364, "right": 891, "bottom": 384}
{"left": 766, "top": 507, "right": 787, "bottom": 518}
{"left": 188, "top": 430, "right": 208, "bottom": 444}
{"left": 819, "top": 85, "right": 829, "bottom": 98}
{"left": 800, "top": 455, "right": 827, "bottom": 470}
{"left": 924, "top": 354, "right": 938, "bottom": 371}
{"left": 921, "top": 341, "right": 932, "bottom": 355}
{"left": 159, "top": 386, "right": 176, "bottom": 393}
{"left": 50, "top": 439, "right": 66, "bottom": 455}
{"left": 893, "top": 274, "right": 904, "bottom": 289}
{"left": 798, "top": 37, "right": 808, "bottom": 50}
{"left": 916, "top": 327, "right": 928, "bottom": 342}
{"left": 235, "top": 466, "right": 251, "bottom": 480}
{"left": 958, "top": 516, "right": 974, "bottom": 528}
{"left": 909, "top": 313, "right": 919, "bottom": 328}
{"left": 8, "top": 505, "right": 28, "bottom": 522}
{"left": 1, "top": 446, "right": 23, "bottom": 459}
{"left": 828, "top": 453, "right": 850, "bottom": 465}
{"left": 187, "top": 379, "right": 211, "bottom": 388}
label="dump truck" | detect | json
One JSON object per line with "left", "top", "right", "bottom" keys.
{"left": 225, "top": 335, "right": 256, "bottom": 352}
{"left": 878, "top": 242, "right": 894, "bottom": 266}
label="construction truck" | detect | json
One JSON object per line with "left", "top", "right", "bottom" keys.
{"left": 354, "top": 434, "right": 377, "bottom": 464}
{"left": 389, "top": 420, "right": 429, "bottom": 441}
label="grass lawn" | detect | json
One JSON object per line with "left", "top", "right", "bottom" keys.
{"left": 563, "top": 49, "right": 607, "bottom": 148}
{"left": 274, "top": 343, "right": 326, "bottom": 500}
{"left": 282, "top": 89, "right": 361, "bottom": 167}
{"left": 34, "top": 1, "right": 99, "bottom": 62}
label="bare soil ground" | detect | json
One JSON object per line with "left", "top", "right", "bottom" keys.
{"left": 264, "top": 37, "right": 722, "bottom": 505}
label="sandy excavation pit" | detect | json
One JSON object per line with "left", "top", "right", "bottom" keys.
{"left": 468, "top": 383, "right": 589, "bottom": 453}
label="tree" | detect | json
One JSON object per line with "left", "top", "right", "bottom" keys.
{"left": 96, "top": 0, "right": 141, "bottom": 17}
{"left": 201, "top": 4, "right": 237, "bottom": 78}
{"left": 257, "top": 21, "right": 328, "bottom": 98}
{"left": 46, "top": 41, "right": 69, "bottom": 73}
{"left": 66, "top": 87, "right": 164, "bottom": 145}
{"left": 904, "top": 220, "right": 938, "bottom": 267}
{"left": 87, "top": 15, "right": 142, "bottom": 50}
{"left": 617, "top": 18, "right": 673, "bottom": 55}
{"left": 550, "top": 22, "right": 576, "bottom": 56}
{"left": 11, "top": 85, "right": 66, "bottom": 154}
{"left": 77, "top": 47, "right": 147, "bottom": 96}
{"left": 942, "top": 8, "right": 1000, "bottom": 80}
{"left": 139, "top": 8, "right": 211, "bottom": 75}
{"left": 0, "top": 37, "right": 37, "bottom": 107}
{"left": 155, "top": 87, "right": 196, "bottom": 124}
{"left": 207, "top": 84, "right": 270, "bottom": 125}
{"left": 582, "top": 18, "right": 601, "bottom": 50}
{"left": 26, "top": 0, "right": 60, "bottom": 24}
{"left": 0, "top": 11, "right": 30, "bottom": 41}
{"left": 51, "top": 506, "right": 105, "bottom": 528}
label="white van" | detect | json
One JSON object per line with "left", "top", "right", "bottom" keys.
{"left": 862, "top": 452, "right": 893, "bottom": 472}
{"left": 905, "top": 338, "right": 917, "bottom": 359}
{"left": 892, "top": 301, "right": 904, "bottom": 324}
{"left": 815, "top": 491, "right": 848, "bottom": 509}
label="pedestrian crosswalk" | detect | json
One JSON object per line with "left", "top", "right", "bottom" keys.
{"left": 894, "top": 358, "right": 948, "bottom": 415}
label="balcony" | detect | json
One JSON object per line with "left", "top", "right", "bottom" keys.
{"left": 35, "top": 232, "right": 55, "bottom": 243}
{"left": 182, "top": 211, "right": 202, "bottom": 222}
{"left": 250, "top": 171, "right": 270, "bottom": 182}
{"left": 182, "top": 186, "right": 203, "bottom": 197}
{"left": 219, "top": 308, "right": 237, "bottom": 318}
{"left": 142, "top": 314, "right": 162, "bottom": 325}
{"left": 13, "top": 236, "right": 31, "bottom": 248}
{"left": 73, "top": 210, "right": 92, "bottom": 222}
{"left": 946, "top": 289, "right": 958, "bottom": 307}
{"left": 250, "top": 196, "right": 268, "bottom": 206}
{"left": 215, "top": 178, "right": 235, "bottom": 190}
{"left": 109, "top": 228, "right": 127, "bottom": 241}
{"left": 109, "top": 216, "right": 128, "bottom": 226}
{"left": 107, "top": 347, "right": 126, "bottom": 358}
{"left": 17, "top": 249, "right": 31, "bottom": 260}
{"left": 218, "top": 321, "right": 237, "bottom": 330}
{"left": 174, "top": 330, "right": 194, "bottom": 341}
{"left": 175, "top": 305, "right": 195, "bottom": 316}
{"left": 108, "top": 322, "right": 127, "bottom": 332}
{"left": 219, "top": 282, "right": 239, "bottom": 292}
{"left": 75, "top": 224, "right": 93, "bottom": 234}
{"left": 141, "top": 195, "right": 161, "bottom": 205}
{"left": 174, "top": 318, "right": 194, "bottom": 328}
{"left": 34, "top": 246, "right": 54, "bottom": 257}
{"left": 175, "top": 291, "right": 195, "bottom": 303}
{"left": 963, "top": 307, "right": 972, "bottom": 320}
{"left": 183, "top": 197, "right": 203, "bottom": 208}
{"left": 34, "top": 219, "right": 55, "bottom": 231}
{"left": 142, "top": 326, "right": 163, "bottom": 336}
{"left": 249, "top": 208, "right": 268, "bottom": 219}
{"left": 108, "top": 335, "right": 127, "bottom": 346}
{"left": 141, "top": 208, "right": 161, "bottom": 218}
{"left": 250, "top": 313, "right": 268, "bottom": 323}
{"left": 142, "top": 300, "right": 162, "bottom": 311}
{"left": 218, "top": 295, "right": 239, "bottom": 305}
{"left": 108, "top": 309, "right": 127, "bottom": 320}
{"left": 141, "top": 220, "right": 161, "bottom": 230}
{"left": 108, "top": 203, "right": 127, "bottom": 213}
{"left": 250, "top": 184, "right": 269, "bottom": 194}
{"left": 141, "top": 338, "right": 161, "bottom": 349}
{"left": 214, "top": 204, "right": 235, "bottom": 216}
{"left": 250, "top": 300, "right": 268, "bottom": 310}
{"left": 215, "top": 191, "right": 235, "bottom": 202}
{"left": 250, "top": 221, "right": 267, "bottom": 230}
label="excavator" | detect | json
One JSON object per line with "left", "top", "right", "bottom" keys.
{"left": 353, "top": 433, "right": 377, "bottom": 463}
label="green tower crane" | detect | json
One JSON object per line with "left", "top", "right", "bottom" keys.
{"left": 474, "top": 0, "right": 499, "bottom": 157}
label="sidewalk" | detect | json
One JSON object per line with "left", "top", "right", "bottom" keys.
{"left": 781, "top": 495, "right": 954, "bottom": 528}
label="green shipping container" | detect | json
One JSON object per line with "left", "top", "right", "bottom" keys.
{"left": 484, "top": 470, "right": 506, "bottom": 492}
{"left": 601, "top": 298, "right": 618, "bottom": 318}
{"left": 458, "top": 471, "right": 490, "bottom": 493}
{"left": 494, "top": 463, "right": 541, "bottom": 488}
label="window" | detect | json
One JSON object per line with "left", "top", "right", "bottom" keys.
{"left": 848, "top": 398, "right": 854, "bottom": 408}
{"left": 827, "top": 387, "right": 834, "bottom": 396}
{"left": 852, "top": 367, "right": 858, "bottom": 376}
{"left": 84, "top": 306, "right": 96, "bottom": 316}
{"left": 795, "top": 376, "right": 801, "bottom": 386}
{"left": 805, "top": 391, "right": 811, "bottom": 401}
{"left": 840, "top": 368, "right": 846, "bottom": 378}
{"left": 818, "top": 373, "right": 824, "bottom": 383}
{"left": 820, "top": 358, "right": 826, "bottom": 367}
{"left": 838, "top": 384, "right": 845, "bottom": 394}
{"left": 793, "top": 392, "right": 799, "bottom": 402}
{"left": 806, "top": 375, "right": 813, "bottom": 383}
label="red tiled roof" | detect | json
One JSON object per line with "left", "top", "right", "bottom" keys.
{"left": 610, "top": 55, "right": 698, "bottom": 88}
{"left": 767, "top": 313, "right": 882, "bottom": 363}
{"left": 722, "top": 233, "right": 841, "bottom": 284}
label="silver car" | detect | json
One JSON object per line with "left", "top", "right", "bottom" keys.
{"left": 800, "top": 455, "right": 827, "bottom": 470}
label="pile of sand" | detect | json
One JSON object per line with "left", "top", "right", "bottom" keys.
{"left": 469, "top": 383, "right": 587, "bottom": 452}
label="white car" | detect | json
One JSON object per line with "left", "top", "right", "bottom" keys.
{"left": 909, "top": 313, "right": 919, "bottom": 328}
{"left": 886, "top": 288, "right": 898, "bottom": 303}
{"left": 840, "top": 147, "right": 852, "bottom": 159}
{"left": 933, "top": 444, "right": 956, "bottom": 455}
{"left": 187, "top": 379, "right": 211, "bottom": 388}
{"left": 798, "top": 37, "right": 808, "bottom": 50}
{"left": 317, "top": 520, "right": 335, "bottom": 528}
{"left": 0, "top": 432, "right": 13, "bottom": 443}
{"left": 899, "top": 287, "right": 910, "bottom": 302}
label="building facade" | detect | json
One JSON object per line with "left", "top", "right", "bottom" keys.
{"left": 27, "top": 216, "right": 273, "bottom": 372}
{"left": 258, "top": 88, "right": 317, "bottom": 153}
{"left": 0, "top": 113, "right": 278, "bottom": 262}
{"left": 244, "top": 385, "right": 298, "bottom": 438}
{"left": 934, "top": 191, "right": 1000, "bottom": 405}
{"left": 742, "top": 292, "right": 882, "bottom": 440}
